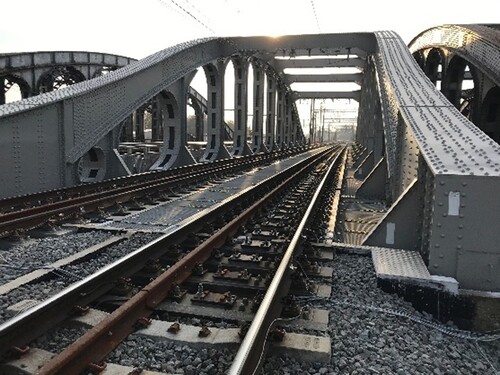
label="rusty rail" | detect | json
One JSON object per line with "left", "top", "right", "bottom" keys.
{"left": 228, "top": 147, "right": 346, "bottom": 375}
{"left": 32, "top": 147, "right": 335, "bottom": 374}
{"left": 0, "top": 147, "right": 331, "bottom": 365}
{"left": 0, "top": 147, "right": 308, "bottom": 237}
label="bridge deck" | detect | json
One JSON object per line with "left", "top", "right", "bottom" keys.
{"left": 88, "top": 149, "right": 321, "bottom": 232}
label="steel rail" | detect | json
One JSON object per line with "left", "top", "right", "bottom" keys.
{"left": 32, "top": 147, "right": 336, "bottom": 375}
{"left": 0, "top": 147, "right": 306, "bottom": 214}
{"left": 228, "top": 147, "right": 346, "bottom": 375}
{"left": 0, "top": 148, "right": 308, "bottom": 237}
{"left": 0, "top": 147, "right": 331, "bottom": 360}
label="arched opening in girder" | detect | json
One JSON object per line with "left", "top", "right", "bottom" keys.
{"left": 424, "top": 49, "right": 444, "bottom": 90}
{"left": 247, "top": 63, "right": 255, "bottom": 144}
{"left": 249, "top": 60, "right": 269, "bottom": 153}
{"left": 188, "top": 68, "right": 209, "bottom": 159}
{"left": 119, "top": 95, "right": 163, "bottom": 144}
{"left": 224, "top": 59, "right": 235, "bottom": 144}
{"left": 262, "top": 69, "right": 269, "bottom": 145}
{"left": 77, "top": 146, "right": 106, "bottom": 183}
{"left": 1, "top": 75, "right": 30, "bottom": 104}
{"left": 162, "top": 91, "right": 179, "bottom": 148}
{"left": 479, "top": 86, "right": 500, "bottom": 143}
{"left": 37, "top": 66, "right": 85, "bottom": 93}
{"left": 412, "top": 51, "right": 425, "bottom": 69}
{"left": 187, "top": 92, "right": 206, "bottom": 142}
{"left": 117, "top": 90, "right": 180, "bottom": 173}
{"left": 92, "top": 66, "right": 117, "bottom": 78}
{"left": 443, "top": 55, "right": 477, "bottom": 120}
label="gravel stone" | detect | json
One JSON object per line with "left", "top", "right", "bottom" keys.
{"left": 0, "top": 231, "right": 161, "bottom": 324}
{"left": 32, "top": 324, "right": 88, "bottom": 353}
{"left": 263, "top": 254, "right": 500, "bottom": 375}
{"left": 0, "top": 230, "right": 113, "bottom": 284}
{"left": 107, "top": 335, "right": 235, "bottom": 374}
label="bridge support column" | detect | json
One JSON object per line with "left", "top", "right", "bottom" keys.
{"left": 231, "top": 57, "right": 252, "bottom": 156}
{"left": 290, "top": 105, "right": 298, "bottom": 146}
{"left": 135, "top": 107, "right": 146, "bottom": 142}
{"left": 201, "top": 61, "right": 231, "bottom": 162}
{"left": 151, "top": 95, "right": 163, "bottom": 141}
{"left": 265, "top": 74, "right": 277, "bottom": 151}
{"left": 151, "top": 74, "right": 197, "bottom": 170}
{"left": 283, "top": 93, "right": 293, "bottom": 148}
{"left": 276, "top": 87, "right": 285, "bottom": 149}
{"left": 251, "top": 62, "right": 268, "bottom": 153}
{"left": 119, "top": 114, "right": 134, "bottom": 142}
{"left": 194, "top": 106, "right": 205, "bottom": 141}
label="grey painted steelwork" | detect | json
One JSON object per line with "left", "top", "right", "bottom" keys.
{"left": 409, "top": 24, "right": 500, "bottom": 143}
{"left": 357, "top": 29, "right": 500, "bottom": 291}
{"left": 201, "top": 61, "right": 231, "bottom": 161}
{"left": 0, "top": 51, "right": 134, "bottom": 100}
{"left": 0, "top": 34, "right": 371, "bottom": 198}
{"left": 265, "top": 73, "right": 277, "bottom": 150}
{"left": 231, "top": 57, "right": 252, "bottom": 156}
{"left": 0, "top": 29, "right": 499, "bottom": 291}
{"left": 409, "top": 25, "right": 500, "bottom": 87}
{"left": 273, "top": 57, "right": 365, "bottom": 69}
{"left": 250, "top": 61, "right": 268, "bottom": 154}
{"left": 275, "top": 87, "right": 286, "bottom": 148}
{"left": 295, "top": 91, "right": 361, "bottom": 100}
{"left": 150, "top": 73, "right": 197, "bottom": 170}
{"left": 286, "top": 73, "right": 362, "bottom": 83}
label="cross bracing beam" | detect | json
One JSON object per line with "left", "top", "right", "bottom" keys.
{"left": 286, "top": 73, "right": 362, "bottom": 83}
{"left": 294, "top": 91, "right": 361, "bottom": 100}
{"left": 273, "top": 58, "right": 365, "bottom": 69}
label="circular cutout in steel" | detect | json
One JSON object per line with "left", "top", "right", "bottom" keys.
{"left": 77, "top": 147, "right": 106, "bottom": 183}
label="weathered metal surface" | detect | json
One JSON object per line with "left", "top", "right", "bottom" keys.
{"left": 0, "top": 27, "right": 499, "bottom": 291}
{"left": 0, "top": 34, "right": 369, "bottom": 197}
{"left": 229, "top": 148, "right": 345, "bottom": 375}
{"left": 32, "top": 148, "right": 330, "bottom": 375}
{"left": 372, "top": 247, "right": 431, "bottom": 280}
{"left": 0, "top": 147, "right": 327, "bottom": 360}
{"left": 408, "top": 24, "right": 500, "bottom": 86}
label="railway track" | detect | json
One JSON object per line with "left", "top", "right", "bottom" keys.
{"left": 0, "top": 147, "right": 307, "bottom": 238}
{"left": 1, "top": 145, "right": 498, "bottom": 375}
{"left": 0, "top": 145, "right": 346, "bottom": 374}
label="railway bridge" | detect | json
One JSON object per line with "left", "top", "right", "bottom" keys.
{"left": 0, "top": 23, "right": 499, "bottom": 375}
{"left": 0, "top": 25, "right": 500, "bottom": 375}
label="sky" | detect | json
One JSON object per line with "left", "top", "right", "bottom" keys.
{"left": 1, "top": 0, "right": 498, "bottom": 59}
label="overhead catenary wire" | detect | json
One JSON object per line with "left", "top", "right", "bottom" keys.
{"left": 177, "top": 0, "right": 217, "bottom": 34}
{"left": 310, "top": 0, "right": 321, "bottom": 34}
{"left": 156, "top": 0, "right": 216, "bottom": 35}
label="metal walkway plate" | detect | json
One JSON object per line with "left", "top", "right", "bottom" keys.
{"left": 90, "top": 151, "right": 318, "bottom": 232}
{"left": 372, "top": 247, "right": 431, "bottom": 281}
